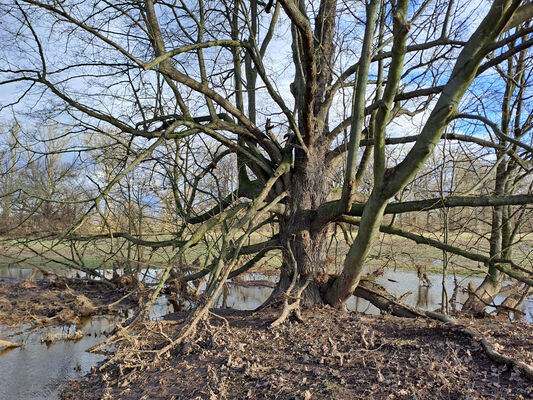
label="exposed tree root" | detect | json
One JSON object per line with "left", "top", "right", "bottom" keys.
{"left": 253, "top": 287, "right": 285, "bottom": 313}
{"left": 348, "top": 280, "right": 533, "bottom": 383}
{"left": 270, "top": 293, "right": 306, "bottom": 328}
{"left": 426, "top": 310, "right": 533, "bottom": 383}
{"left": 263, "top": 273, "right": 427, "bottom": 323}
{"left": 155, "top": 295, "right": 212, "bottom": 358}
{"left": 358, "top": 282, "right": 533, "bottom": 382}
{"left": 270, "top": 242, "right": 310, "bottom": 328}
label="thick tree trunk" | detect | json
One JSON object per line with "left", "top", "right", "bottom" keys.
{"left": 463, "top": 273, "right": 504, "bottom": 314}
{"left": 276, "top": 228, "right": 330, "bottom": 305}
{"left": 275, "top": 147, "right": 333, "bottom": 305}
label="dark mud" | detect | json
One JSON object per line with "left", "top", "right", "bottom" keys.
{"left": 61, "top": 308, "right": 533, "bottom": 399}
{"left": 0, "top": 276, "right": 140, "bottom": 329}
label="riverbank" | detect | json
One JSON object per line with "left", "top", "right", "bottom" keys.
{"left": 0, "top": 275, "right": 164, "bottom": 400}
{"left": 0, "top": 272, "right": 532, "bottom": 399}
{"left": 60, "top": 308, "right": 533, "bottom": 399}
{"left": 0, "top": 276, "right": 140, "bottom": 329}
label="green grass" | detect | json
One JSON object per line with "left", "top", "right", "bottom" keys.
{"left": 1, "top": 229, "right": 531, "bottom": 279}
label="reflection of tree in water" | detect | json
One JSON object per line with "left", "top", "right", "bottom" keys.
{"left": 416, "top": 285, "right": 429, "bottom": 309}
{"left": 0, "top": 268, "right": 34, "bottom": 279}
{"left": 527, "top": 300, "right": 533, "bottom": 322}
{"left": 220, "top": 284, "right": 230, "bottom": 309}
{"left": 218, "top": 284, "right": 255, "bottom": 309}
{"left": 220, "top": 284, "right": 275, "bottom": 310}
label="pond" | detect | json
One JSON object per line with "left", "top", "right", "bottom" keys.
{"left": 0, "top": 267, "right": 531, "bottom": 400}
{"left": 219, "top": 270, "right": 533, "bottom": 322}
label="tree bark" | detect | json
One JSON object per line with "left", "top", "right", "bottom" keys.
{"left": 325, "top": 192, "right": 387, "bottom": 307}
{"left": 276, "top": 147, "right": 333, "bottom": 305}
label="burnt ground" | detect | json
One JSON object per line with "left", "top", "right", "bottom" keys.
{"left": 0, "top": 276, "right": 141, "bottom": 328}
{"left": 61, "top": 308, "right": 533, "bottom": 400}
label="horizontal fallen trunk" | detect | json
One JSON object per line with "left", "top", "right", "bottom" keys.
{"left": 354, "top": 279, "right": 426, "bottom": 318}
{"left": 229, "top": 280, "right": 276, "bottom": 288}
{"left": 354, "top": 286, "right": 533, "bottom": 383}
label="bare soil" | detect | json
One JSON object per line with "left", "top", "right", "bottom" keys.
{"left": 0, "top": 276, "right": 141, "bottom": 328}
{"left": 60, "top": 308, "right": 533, "bottom": 400}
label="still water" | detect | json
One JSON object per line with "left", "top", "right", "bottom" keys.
{"left": 0, "top": 267, "right": 531, "bottom": 400}
{"left": 0, "top": 317, "right": 120, "bottom": 400}
{"left": 219, "top": 270, "right": 532, "bottom": 322}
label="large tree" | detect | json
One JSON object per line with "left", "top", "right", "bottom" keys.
{"left": 1, "top": 0, "right": 533, "bottom": 309}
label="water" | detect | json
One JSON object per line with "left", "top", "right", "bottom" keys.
{"left": 0, "top": 316, "right": 120, "bottom": 400}
{"left": 0, "top": 267, "right": 46, "bottom": 280}
{"left": 347, "top": 270, "right": 532, "bottom": 322}
{"left": 0, "top": 267, "right": 531, "bottom": 399}
{"left": 218, "top": 270, "right": 532, "bottom": 322}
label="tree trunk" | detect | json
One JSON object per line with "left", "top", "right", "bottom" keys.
{"left": 325, "top": 191, "right": 387, "bottom": 307}
{"left": 496, "top": 284, "right": 531, "bottom": 317}
{"left": 463, "top": 155, "right": 507, "bottom": 313}
{"left": 276, "top": 225, "right": 330, "bottom": 305}
{"left": 463, "top": 273, "right": 504, "bottom": 314}
{"left": 275, "top": 147, "right": 333, "bottom": 305}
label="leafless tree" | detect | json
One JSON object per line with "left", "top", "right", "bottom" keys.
{"left": 0, "top": 0, "right": 532, "bottom": 311}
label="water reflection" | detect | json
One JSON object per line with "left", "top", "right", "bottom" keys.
{"left": 218, "top": 270, "right": 532, "bottom": 322}
{"left": 0, "top": 267, "right": 44, "bottom": 280}
{"left": 416, "top": 285, "right": 429, "bottom": 309}
{"left": 215, "top": 283, "right": 274, "bottom": 310}
{"left": 1, "top": 268, "right": 531, "bottom": 320}
{"left": 0, "top": 267, "right": 531, "bottom": 400}
{"left": 0, "top": 315, "right": 121, "bottom": 400}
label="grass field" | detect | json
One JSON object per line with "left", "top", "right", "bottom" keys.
{"left": 1, "top": 229, "right": 532, "bottom": 279}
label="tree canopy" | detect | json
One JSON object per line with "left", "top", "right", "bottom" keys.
{"left": 1, "top": 0, "right": 533, "bottom": 313}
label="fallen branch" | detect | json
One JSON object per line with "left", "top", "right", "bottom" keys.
{"left": 0, "top": 339, "right": 23, "bottom": 349}
{"left": 155, "top": 296, "right": 211, "bottom": 358}
{"left": 97, "top": 291, "right": 136, "bottom": 311}
{"left": 426, "top": 310, "right": 533, "bottom": 383}
{"left": 354, "top": 279, "right": 426, "bottom": 318}
{"left": 465, "top": 286, "right": 525, "bottom": 316}
{"left": 229, "top": 280, "right": 276, "bottom": 288}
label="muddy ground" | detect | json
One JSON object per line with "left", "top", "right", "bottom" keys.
{"left": 60, "top": 308, "right": 533, "bottom": 400}
{"left": 0, "top": 275, "right": 141, "bottom": 329}
{"left": 1, "top": 275, "right": 532, "bottom": 399}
